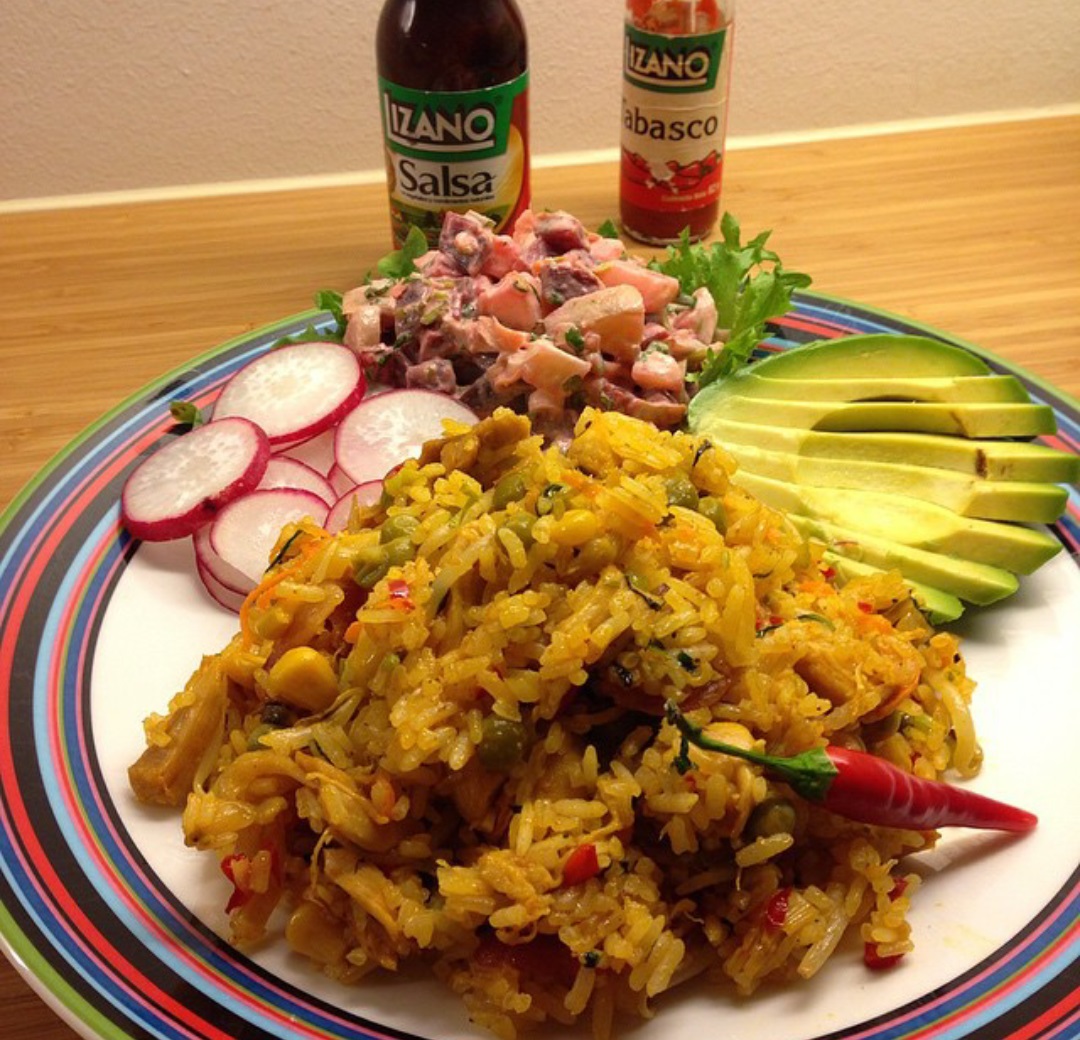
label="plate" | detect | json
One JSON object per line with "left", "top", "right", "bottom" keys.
{"left": 1, "top": 294, "right": 1078, "bottom": 1040}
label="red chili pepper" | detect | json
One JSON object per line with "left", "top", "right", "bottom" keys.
{"left": 665, "top": 702, "right": 1037, "bottom": 833}
{"left": 562, "top": 843, "right": 601, "bottom": 886}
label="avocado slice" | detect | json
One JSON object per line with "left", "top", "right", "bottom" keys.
{"left": 788, "top": 515, "right": 1019, "bottom": 605}
{"left": 693, "top": 394, "right": 1055, "bottom": 438}
{"left": 747, "top": 334, "right": 990, "bottom": 379}
{"left": 820, "top": 552, "right": 965, "bottom": 624}
{"left": 725, "top": 442, "right": 1069, "bottom": 523}
{"left": 703, "top": 371, "right": 1030, "bottom": 405}
{"left": 692, "top": 417, "right": 1079, "bottom": 483}
{"left": 736, "top": 471, "right": 1061, "bottom": 574}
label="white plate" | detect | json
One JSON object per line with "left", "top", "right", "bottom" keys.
{"left": 2, "top": 295, "right": 1077, "bottom": 1040}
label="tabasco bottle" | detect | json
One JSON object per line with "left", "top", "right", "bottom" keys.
{"left": 620, "top": 0, "right": 735, "bottom": 244}
{"left": 375, "top": 0, "right": 530, "bottom": 248}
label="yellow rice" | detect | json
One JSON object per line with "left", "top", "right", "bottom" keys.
{"left": 129, "top": 407, "right": 980, "bottom": 1039}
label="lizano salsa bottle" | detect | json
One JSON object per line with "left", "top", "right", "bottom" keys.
{"left": 620, "top": 0, "right": 735, "bottom": 244}
{"left": 375, "top": 0, "right": 530, "bottom": 248}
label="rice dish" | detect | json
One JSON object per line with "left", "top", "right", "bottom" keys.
{"left": 130, "top": 407, "right": 979, "bottom": 1038}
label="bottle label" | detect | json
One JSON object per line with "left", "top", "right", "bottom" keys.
{"left": 379, "top": 71, "right": 529, "bottom": 245}
{"left": 620, "top": 22, "right": 731, "bottom": 216}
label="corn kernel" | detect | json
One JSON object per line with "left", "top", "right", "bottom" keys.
{"left": 265, "top": 646, "right": 339, "bottom": 713}
{"left": 549, "top": 508, "right": 601, "bottom": 548}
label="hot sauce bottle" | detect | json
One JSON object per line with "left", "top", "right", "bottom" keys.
{"left": 620, "top": 0, "right": 735, "bottom": 244}
{"left": 375, "top": 0, "right": 530, "bottom": 248}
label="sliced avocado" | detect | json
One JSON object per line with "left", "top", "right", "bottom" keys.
{"left": 788, "top": 515, "right": 1019, "bottom": 605}
{"left": 694, "top": 394, "right": 1055, "bottom": 438}
{"left": 691, "top": 417, "right": 1080, "bottom": 483}
{"left": 749, "top": 334, "right": 990, "bottom": 380}
{"left": 735, "top": 471, "right": 1060, "bottom": 574}
{"left": 725, "top": 442, "right": 1069, "bottom": 523}
{"left": 821, "top": 552, "right": 965, "bottom": 624}
{"left": 703, "top": 371, "right": 1030, "bottom": 405}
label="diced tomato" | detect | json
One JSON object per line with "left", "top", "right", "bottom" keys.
{"left": 562, "top": 843, "right": 601, "bottom": 886}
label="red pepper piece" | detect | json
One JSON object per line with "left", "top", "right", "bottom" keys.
{"left": 220, "top": 853, "right": 251, "bottom": 913}
{"left": 562, "top": 843, "right": 601, "bottom": 886}
{"left": 864, "top": 942, "right": 905, "bottom": 970}
{"left": 763, "top": 887, "right": 791, "bottom": 932}
{"left": 666, "top": 702, "right": 1037, "bottom": 833}
{"left": 386, "top": 578, "right": 414, "bottom": 611}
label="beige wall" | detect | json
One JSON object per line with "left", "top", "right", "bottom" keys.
{"left": 2, "top": 0, "right": 1078, "bottom": 203}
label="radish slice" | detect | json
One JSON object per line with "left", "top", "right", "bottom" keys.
{"left": 120, "top": 417, "right": 270, "bottom": 542}
{"left": 326, "top": 481, "right": 383, "bottom": 533}
{"left": 196, "top": 555, "right": 248, "bottom": 613}
{"left": 209, "top": 488, "right": 329, "bottom": 587}
{"left": 193, "top": 525, "right": 249, "bottom": 595}
{"left": 327, "top": 463, "right": 359, "bottom": 498}
{"left": 280, "top": 427, "right": 337, "bottom": 476}
{"left": 334, "top": 389, "right": 477, "bottom": 486}
{"left": 260, "top": 456, "right": 335, "bottom": 506}
{"left": 213, "top": 341, "right": 366, "bottom": 445}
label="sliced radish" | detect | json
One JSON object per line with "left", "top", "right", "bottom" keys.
{"left": 334, "top": 389, "right": 477, "bottom": 486}
{"left": 327, "top": 463, "right": 359, "bottom": 498}
{"left": 121, "top": 417, "right": 271, "bottom": 542}
{"left": 196, "top": 556, "right": 248, "bottom": 613}
{"left": 326, "top": 481, "right": 383, "bottom": 533}
{"left": 193, "top": 525, "right": 249, "bottom": 595}
{"left": 213, "top": 341, "right": 366, "bottom": 445}
{"left": 280, "top": 427, "right": 337, "bottom": 476}
{"left": 209, "top": 488, "right": 330, "bottom": 587}
{"left": 260, "top": 456, "right": 335, "bottom": 506}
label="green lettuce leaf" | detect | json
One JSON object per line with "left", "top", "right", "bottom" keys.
{"left": 654, "top": 212, "right": 812, "bottom": 386}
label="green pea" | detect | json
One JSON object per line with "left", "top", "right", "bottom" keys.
{"left": 535, "top": 482, "right": 568, "bottom": 516}
{"left": 355, "top": 558, "right": 389, "bottom": 589}
{"left": 384, "top": 535, "right": 416, "bottom": 567}
{"left": 380, "top": 513, "right": 420, "bottom": 544}
{"left": 501, "top": 511, "right": 537, "bottom": 548}
{"left": 746, "top": 797, "right": 798, "bottom": 839}
{"left": 663, "top": 473, "right": 699, "bottom": 510}
{"left": 698, "top": 495, "right": 728, "bottom": 534}
{"left": 573, "top": 533, "right": 620, "bottom": 575}
{"left": 493, "top": 471, "right": 528, "bottom": 510}
{"left": 476, "top": 716, "right": 531, "bottom": 772}
{"left": 261, "top": 701, "right": 292, "bottom": 727}
{"left": 354, "top": 538, "right": 413, "bottom": 588}
{"left": 247, "top": 723, "right": 276, "bottom": 751}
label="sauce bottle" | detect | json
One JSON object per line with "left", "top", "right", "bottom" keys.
{"left": 375, "top": 0, "right": 530, "bottom": 248}
{"left": 619, "top": 0, "right": 736, "bottom": 245}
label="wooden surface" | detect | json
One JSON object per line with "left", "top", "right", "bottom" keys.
{"left": 0, "top": 114, "right": 1078, "bottom": 1040}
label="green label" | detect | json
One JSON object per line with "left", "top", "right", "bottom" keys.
{"left": 378, "top": 72, "right": 528, "bottom": 162}
{"left": 623, "top": 25, "right": 727, "bottom": 94}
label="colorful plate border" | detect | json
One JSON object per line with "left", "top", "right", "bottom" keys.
{"left": 1, "top": 294, "right": 1077, "bottom": 1040}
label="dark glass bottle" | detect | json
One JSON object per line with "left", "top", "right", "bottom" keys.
{"left": 376, "top": 0, "right": 530, "bottom": 248}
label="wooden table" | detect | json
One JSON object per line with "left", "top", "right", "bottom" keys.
{"left": 0, "top": 115, "right": 1077, "bottom": 1040}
